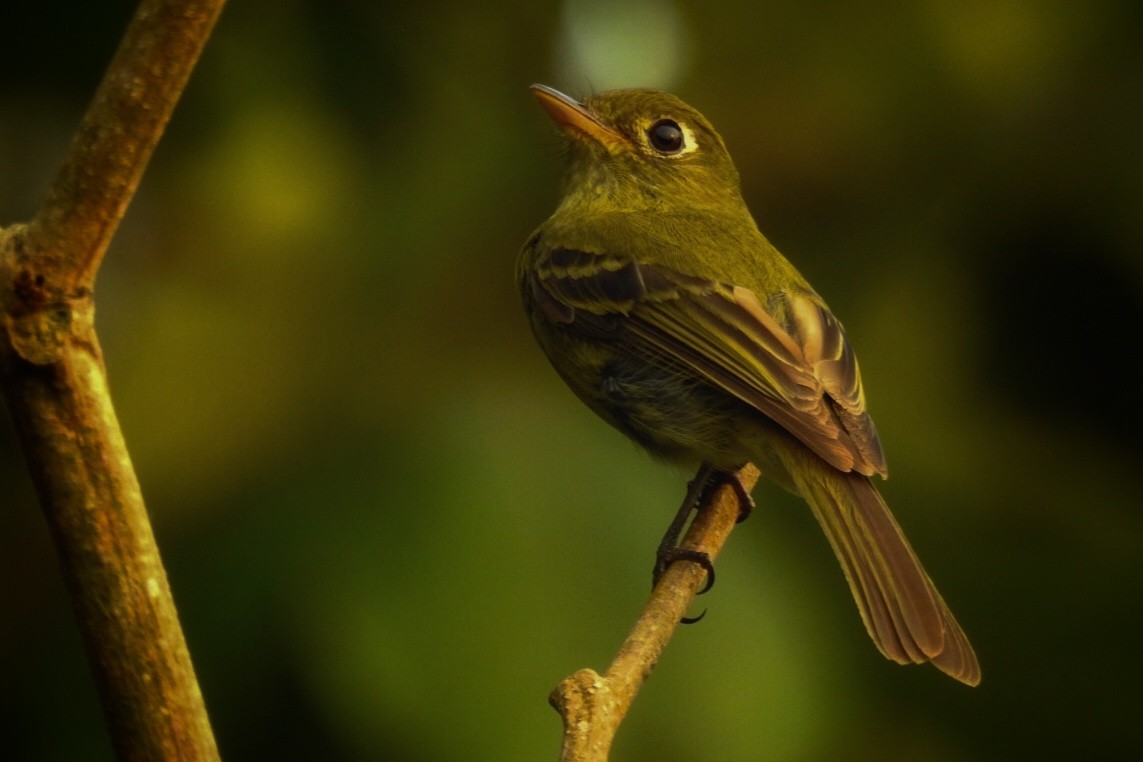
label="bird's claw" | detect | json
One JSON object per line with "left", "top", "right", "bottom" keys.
{"left": 653, "top": 546, "right": 716, "bottom": 594}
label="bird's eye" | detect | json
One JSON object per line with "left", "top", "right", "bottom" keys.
{"left": 647, "top": 119, "right": 685, "bottom": 154}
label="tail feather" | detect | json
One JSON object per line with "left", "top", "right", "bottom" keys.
{"left": 780, "top": 450, "right": 981, "bottom": 686}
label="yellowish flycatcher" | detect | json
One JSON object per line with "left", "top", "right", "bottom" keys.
{"left": 518, "top": 85, "right": 979, "bottom": 685}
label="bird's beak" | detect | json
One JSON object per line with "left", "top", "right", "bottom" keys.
{"left": 530, "top": 84, "right": 626, "bottom": 149}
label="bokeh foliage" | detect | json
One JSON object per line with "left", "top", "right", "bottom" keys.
{"left": 3, "top": 1, "right": 1142, "bottom": 759}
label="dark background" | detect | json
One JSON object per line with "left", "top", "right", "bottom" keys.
{"left": 3, "top": 1, "right": 1141, "bottom": 759}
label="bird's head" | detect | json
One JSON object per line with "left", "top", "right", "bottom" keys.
{"left": 531, "top": 85, "right": 742, "bottom": 212}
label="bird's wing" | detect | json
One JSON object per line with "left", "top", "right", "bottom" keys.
{"left": 529, "top": 247, "right": 886, "bottom": 477}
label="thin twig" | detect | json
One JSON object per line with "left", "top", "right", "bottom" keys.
{"left": 0, "top": 1, "right": 226, "bottom": 759}
{"left": 550, "top": 464, "right": 762, "bottom": 761}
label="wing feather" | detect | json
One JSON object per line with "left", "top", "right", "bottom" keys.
{"left": 532, "top": 248, "right": 885, "bottom": 476}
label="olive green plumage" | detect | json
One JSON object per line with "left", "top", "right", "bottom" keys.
{"left": 519, "top": 85, "right": 979, "bottom": 685}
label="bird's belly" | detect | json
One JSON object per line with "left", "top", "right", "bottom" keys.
{"left": 573, "top": 354, "right": 752, "bottom": 468}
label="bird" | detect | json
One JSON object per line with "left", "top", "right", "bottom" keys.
{"left": 517, "top": 84, "right": 980, "bottom": 685}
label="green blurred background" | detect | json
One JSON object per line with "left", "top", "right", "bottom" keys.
{"left": 3, "top": 1, "right": 1142, "bottom": 759}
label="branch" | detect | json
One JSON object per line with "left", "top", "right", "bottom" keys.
{"left": 550, "top": 464, "right": 762, "bottom": 761}
{"left": 0, "top": 1, "right": 226, "bottom": 759}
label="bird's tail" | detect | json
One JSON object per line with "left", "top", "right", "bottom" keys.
{"left": 778, "top": 448, "right": 981, "bottom": 685}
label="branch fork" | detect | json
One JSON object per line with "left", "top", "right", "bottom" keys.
{"left": 1, "top": 2, "right": 226, "bottom": 759}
